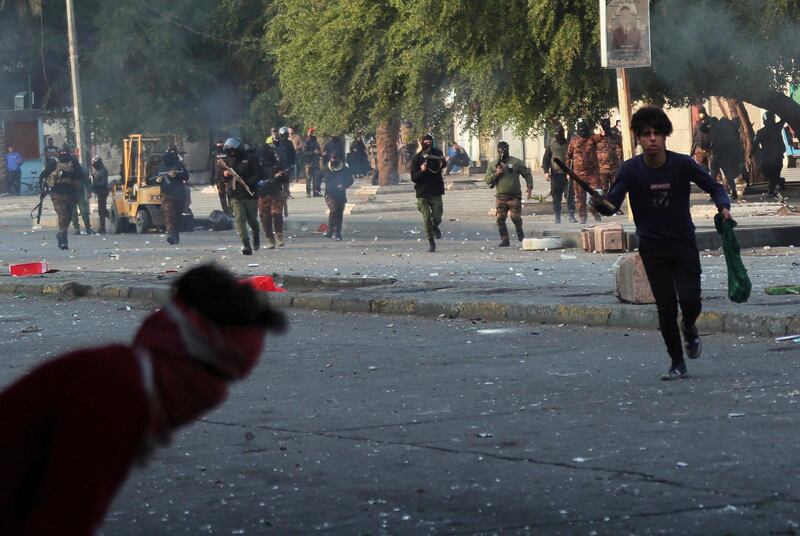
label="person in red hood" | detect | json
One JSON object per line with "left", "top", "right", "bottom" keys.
{"left": 0, "top": 264, "right": 286, "bottom": 535}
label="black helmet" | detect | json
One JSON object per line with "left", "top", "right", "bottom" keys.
{"left": 57, "top": 145, "right": 71, "bottom": 163}
{"left": 278, "top": 127, "right": 290, "bottom": 139}
{"left": 223, "top": 137, "right": 242, "bottom": 156}
{"left": 167, "top": 145, "right": 179, "bottom": 155}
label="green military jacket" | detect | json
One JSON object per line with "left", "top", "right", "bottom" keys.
{"left": 485, "top": 156, "right": 533, "bottom": 197}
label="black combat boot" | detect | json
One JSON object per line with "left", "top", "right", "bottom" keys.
{"left": 241, "top": 239, "right": 253, "bottom": 255}
{"left": 568, "top": 211, "right": 578, "bottom": 223}
{"left": 433, "top": 225, "right": 442, "bottom": 239}
{"left": 252, "top": 230, "right": 260, "bottom": 251}
{"left": 516, "top": 227, "right": 525, "bottom": 241}
{"left": 59, "top": 232, "right": 69, "bottom": 250}
{"left": 427, "top": 238, "right": 436, "bottom": 252}
{"left": 498, "top": 237, "right": 510, "bottom": 247}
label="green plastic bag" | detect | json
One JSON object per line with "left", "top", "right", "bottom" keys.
{"left": 714, "top": 213, "right": 752, "bottom": 303}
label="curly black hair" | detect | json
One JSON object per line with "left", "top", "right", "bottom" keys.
{"left": 174, "top": 264, "right": 286, "bottom": 331}
{"left": 630, "top": 106, "right": 673, "bottom": 137}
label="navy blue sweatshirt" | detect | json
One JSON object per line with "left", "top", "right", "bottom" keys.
{"left": 606, "top": 151, "right": 730, "bottom": 242}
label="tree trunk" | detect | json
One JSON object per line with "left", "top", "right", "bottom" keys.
{"left": 727, "top": 98, "right": 757, "bottom": 182}
{"left": 376, "top": 119, "right": 399, "bottom": 186}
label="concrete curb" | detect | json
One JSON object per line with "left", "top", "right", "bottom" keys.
{"left": 1, "top": 278, "right": 795, "bottom": 338}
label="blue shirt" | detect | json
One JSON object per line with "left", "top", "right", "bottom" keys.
{"left": 606, "top": 151, "right": 731, "bottom": 242}
{"left": 5, "top": 152, "right": 22, "bottom": 172}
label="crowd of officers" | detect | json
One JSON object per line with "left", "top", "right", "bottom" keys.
{"left": 38, "top": 143, "right": 110, "bottom": 250}
{"left": 36, "top": 108, "right": 788, "bottom": 254}
{"left": 211, "top": 127, "right": 357, "bottom": 255}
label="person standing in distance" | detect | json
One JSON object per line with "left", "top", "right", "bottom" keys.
{"left": 753, "top": 111, "right": 786, "bottom": 200}
{"left": 593, "top": 106, "right": 732, "bottom": 381}
{"left": 410, "top": 134, "right": 446, "bottom": 252}
{"left": 323, "top": 151, "right": 354, "bottom": 240}
{"left": 88, "top": 156, "right": 110, "bottom": 234}
{"left": 485, "top": 141, "right": 533, "bottom": 246}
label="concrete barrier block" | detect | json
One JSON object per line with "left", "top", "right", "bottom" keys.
{"left": 266, "top": 292, "right": 294, "bottom": 309}
{"left": 786, "top": 315, "right": 800, "bottom": 336}
{"left": 555, "top": 304, "right": 612, "bottom": 326}
{"left": 96, "top": 286, "right": 129, "bottom": 299}
{"left": 696, "top": 311, "right": 725, "bottom": 333}
{"left": 128, "top": 286, "right": 171, "bottom": 303}
{"left": 608, "top": 307, "right": 659, "bottom": 330}
{"left": 330, "top": 295, "right": 371, "bottom": 313}
{"left": 614, "top": 254, "right": 655, "bottom": 304}
{"left": 458, "top": 301, "right": 508, "bottom": 321}
{"left": 414, "top": 300, "right": 459, "bottom": 318}
{"left": 293, "top": 294, "right": 334, "bottom": 311}
{"left": 371, "top": 297, "right": 415, "bottom": 315}
{"left": 724, "top": 312, "right": 787, "bottom": 337}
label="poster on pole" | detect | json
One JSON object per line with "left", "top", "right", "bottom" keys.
{"left": 600, "top": 0, "right": 651, "bottom": 68}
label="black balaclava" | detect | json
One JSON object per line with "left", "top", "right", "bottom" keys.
{"left": 497, "top": 141, "right": 510, "bottom": 163}
{"left": 421, "top": 134, "right": 434, "bottom": 151}
{"left": 576, "top": 119, "right": 591, "bottom": 138}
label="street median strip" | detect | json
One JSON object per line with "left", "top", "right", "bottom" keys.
{"left": 0, "top": 276, "right": 795, "bottom": 338}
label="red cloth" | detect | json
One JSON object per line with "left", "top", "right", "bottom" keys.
{"left": 240, "top": 275, "right": 287, "bottom": 293}
{"left": 0, "top": 302, "right": 267, "bottom": 535}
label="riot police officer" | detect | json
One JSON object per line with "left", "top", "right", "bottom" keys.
{"left": 156, "top": 145, "right": 189, "bottom": 245}
{"left": 220, "top": 138, "right": 261, "bottom": 255}
{"left": 39, "top": 147, "right": 84, "bottom": 250}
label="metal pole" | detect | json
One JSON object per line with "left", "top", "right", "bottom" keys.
{"left": 65, "top": 0, "right": 86, "bottom": 168}
{"left": 616, "top": 67, "right": 635, "bottom": 221}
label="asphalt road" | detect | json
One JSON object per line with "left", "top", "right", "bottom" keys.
{"left": 2, "top": 296, "right": 800, "bottom": 535}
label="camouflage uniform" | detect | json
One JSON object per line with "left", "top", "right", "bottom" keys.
{"left": 52, "top": 194, "right": 76, "bottom": 235}
{"left": 596, "top": 132, "right": 623, "bottom": 192}
{"left": 566, "top": 134, "right": 602, "bottom": 223}
{"left": 40, "top": 158, "right": 80, "bottom": 250}
{"left": 484, "top": 156, "right": 533, "bottom": 243}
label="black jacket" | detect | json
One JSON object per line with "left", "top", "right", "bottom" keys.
{"left": 274, "top": 139, "right": 296, "bottom": 169}
{"left": 156, "top": 159, "right": 189, "bottom": 198}
{"left": 324, "top": 165, "right": 354, "bottom": 200}
{"left": 256, "top": 149, "right": 290, "bottom": 197}
{"left": 222, "top": 153, "right": 260, "bottom": 200}
{"left": 41, "top": 156, "right": 85, "bottom": 196}
{"left": 410, "top": 149, "right": 446, "bottom": 198}
{"left": 754, "top": 122, "right": 786, "bottom": 165}
{"left": 90, "top": 164, "right": 109, "bottom": 193}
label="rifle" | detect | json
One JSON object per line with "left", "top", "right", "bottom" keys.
{"left": 276, "top": 166, "right": 293, "bottom": 218}
{"left": 216, "top": 157, "right": 255, "bottom": 197}
{"left": 31, "top": 180, "right": 49, "bottom": 225}
{"left": 552, "top": 157, "right": 616, "bottom": 214}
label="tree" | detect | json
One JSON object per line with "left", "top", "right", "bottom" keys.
{"left": 268, "top": 0, "right": 452, "bottom": 185}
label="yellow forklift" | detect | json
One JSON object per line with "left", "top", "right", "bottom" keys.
{"left": 109, "top": 133, "right": 193, "bottom": 234}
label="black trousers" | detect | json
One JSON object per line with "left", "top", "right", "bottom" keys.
{"left": 639, "top": 239, "right": 702, "bottom": 361}
{"left": 761, "top": 159, "right": 784, "bottom": 196}
{"left": 550, "top": 172, "right": 567, "bottom": 217}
